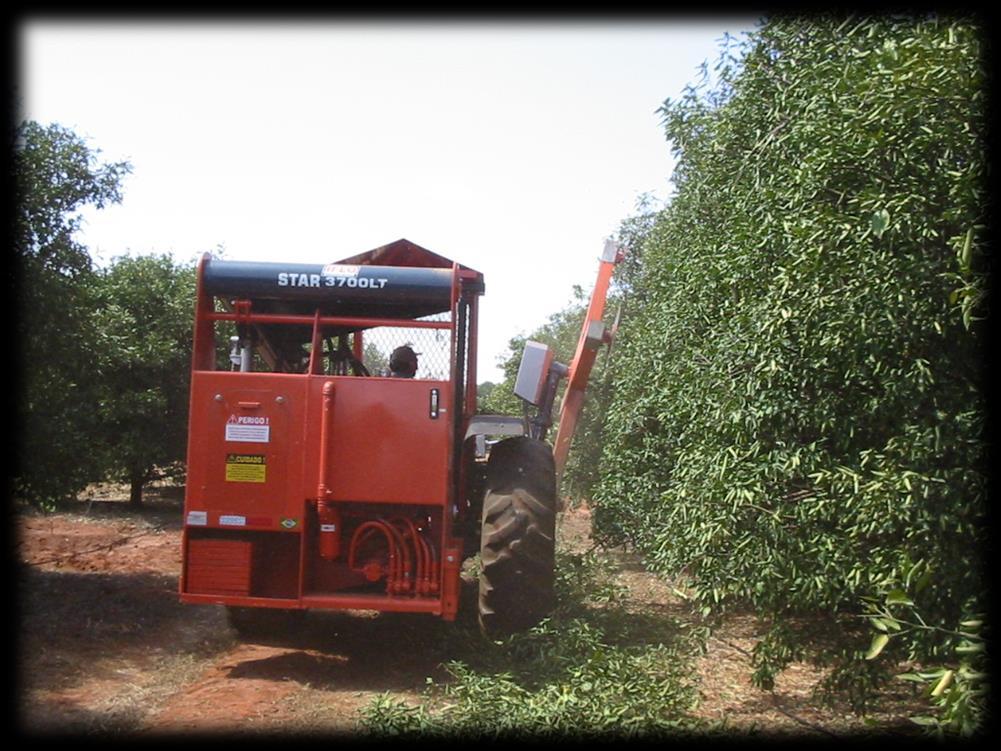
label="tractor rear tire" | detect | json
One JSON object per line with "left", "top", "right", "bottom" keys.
{"left": 478, "top": 436, "right": 557, "bottom": 635}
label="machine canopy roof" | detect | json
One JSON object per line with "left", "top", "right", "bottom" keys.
{"left": 334, "top": 238, "right": 482, "bottom": 277}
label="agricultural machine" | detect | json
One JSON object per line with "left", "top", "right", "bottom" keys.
{"left": 179, "top": 238, "right": 621, "bottom": 635}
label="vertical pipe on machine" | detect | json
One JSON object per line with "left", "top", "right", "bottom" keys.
{"left": 315, "top": 380, "right": 343, "bottom": 559}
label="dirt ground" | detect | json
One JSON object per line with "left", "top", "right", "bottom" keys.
{"left": 15, "top": 486, "right": 924, "bottom": 738}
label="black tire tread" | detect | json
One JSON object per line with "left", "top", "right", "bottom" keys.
{"left": 478, "top": 437, "right": 557, "bottom": 634}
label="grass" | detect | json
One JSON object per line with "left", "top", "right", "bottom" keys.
{"left": 358, "top": 549, "right": 713, "bottom": 739}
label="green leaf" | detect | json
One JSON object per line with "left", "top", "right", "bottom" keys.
{"left": 885, "top": 589, "right": 913, "bottom": 606}
{"left": 871, "top": 209, "right": 890, "bottom": 238}
{"left": 865, "top": 633, "right": 890, "bottom": 660}
{"left": 930, "top": 669, "right": 954, "bottom": 697}
{"left": 959, "top": 227, "right": 973, "bottom": 271}
{"left": 956, "top": 641, "right": 984, "bottom": 654}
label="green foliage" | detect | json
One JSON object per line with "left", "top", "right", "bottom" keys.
{"left": 479, "top": 288, "right": 595, "bottom": 498}
{"left": 362, "top": 341, "right": 388, "bottom": 375}
{"left": 474, "top": 380, "right": 496, "bottom": 412}
{"left": 481, "top": 286, "right": 625, "bottom": 501}
{"left": 359, "top": 550, "right": 706, "bottom": 738}
{"left": 480, "top": 287, "right": 589, "bottom": 417}
{"left": 479, "top": 192, "right": 658, "bottom": 500}
{"left": 862, "top": 586, "right": 987, "bottom": 735}
{"left": 89, "top": 254, "right": 197, "bottom": 504}
{"left": 13, "top": 121, "right": 131, "bottom": 277}
{"left": 12, "top": 121, "right": 200, "bottom": 508}
{"left": 13, "top": 121, "right": 132, "bottom": 506}
{"left": 593, "top": 15, "right": 987, "bottom": 731}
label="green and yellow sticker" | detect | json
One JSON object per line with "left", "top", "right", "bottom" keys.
{"left": 225, "top": 453, "right": 266, "bottom": 483}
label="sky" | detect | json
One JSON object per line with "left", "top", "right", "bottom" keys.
{"left": 17, "top": 17, "right": 760, "bottom": 382}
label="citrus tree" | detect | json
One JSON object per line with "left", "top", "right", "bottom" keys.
{"left": 89, "top": 254, "right": 197, "bottom": 506}
{"left": 13, "top": 121, "right": 131, "bottom": 505}
{"left": 594, "top": 15, "right": 987, "bottom": 728}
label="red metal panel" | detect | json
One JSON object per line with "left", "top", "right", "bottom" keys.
{"left": 300, "top": 593, "right": 443, "bottom": 615}
{"left": 181, "top": 593, "right": 302, "bottom": 609}
{"left": 440, "top": 545, "right": 462, "bottom": 621}
{"left": 207, "top": 310, "right": 452, "bottom": 330}
{"left": 184, "top": 372, "right": 308, "bottom": 530}
{"left": 186, "top": 539, "right": 252, "bottom": 595}
{"left": 305, "top": 377, "right": 452, "bottom": 506}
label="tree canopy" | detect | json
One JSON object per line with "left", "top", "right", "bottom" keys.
{"left": 89, "top": 254, "right": 196, "bottom": 506}
{"left": 593, "top": 15, "right": 987, "bottom": 727}
{"left": 13, "top": 121, "right": 196, "bottom": 508}
{"left": 13, "top": 121, "right": 132, "bottom": 504}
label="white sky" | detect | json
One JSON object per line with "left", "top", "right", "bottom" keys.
{"left": 17, "top": 18, "right": 760, "bottom": 382}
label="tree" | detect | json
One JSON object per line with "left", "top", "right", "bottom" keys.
{"left": 481, "top": 197, "right": 655, "bottom": 500}
{"left": 361, "top": 340, "right": 388, "bottom": 375}
{"left": 13, "top": 121, "right": 132, "bottom": 505}
{"left": 594, "top": 15, "right": 987, "bottom": 725}
{"left": 475, "top": 381, "right": 496, "bottom": 412}
{"left": 481, "top": 286, "right": 610, "bottom": 500}
{"left": 481, "top": 287, "right": 589, "bottom": 417}
{"left": 89, "top": 254, "right": 196, "bottom": 507}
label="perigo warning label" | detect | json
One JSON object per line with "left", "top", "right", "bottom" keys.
{"left": 225, "top": 414, "right": 270, "bottom": 443}
{"left": 225, "top": 453, "right": 267, "bottom": 483}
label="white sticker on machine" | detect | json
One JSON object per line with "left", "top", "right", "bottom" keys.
{"left": 321, "top": 263, "right": 360, "bottom": 277}
{"left": 225, "top": 414, "right": 270, "bottom": 443}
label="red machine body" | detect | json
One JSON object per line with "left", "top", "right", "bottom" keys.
{"left": 179, "top": 239, "right": 481, "bottom": 620}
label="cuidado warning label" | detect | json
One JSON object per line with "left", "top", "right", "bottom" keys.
{"left": 225, "top": 453, "right": 267, "bottom": 483}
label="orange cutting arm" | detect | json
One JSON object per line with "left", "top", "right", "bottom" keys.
{"left": 552, "top": 240, "right": 624, "bottom": 477}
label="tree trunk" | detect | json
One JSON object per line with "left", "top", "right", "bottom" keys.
{"left": 129, "top": 473, "right": 144, "bottom": 508}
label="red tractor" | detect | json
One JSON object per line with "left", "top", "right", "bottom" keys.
{"left": 179, "top": 238, "right": 621, "bottom": 635}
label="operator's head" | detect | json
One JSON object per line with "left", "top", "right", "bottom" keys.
{"left": 389, "top": 345, "right": 419, "bottom": 378}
